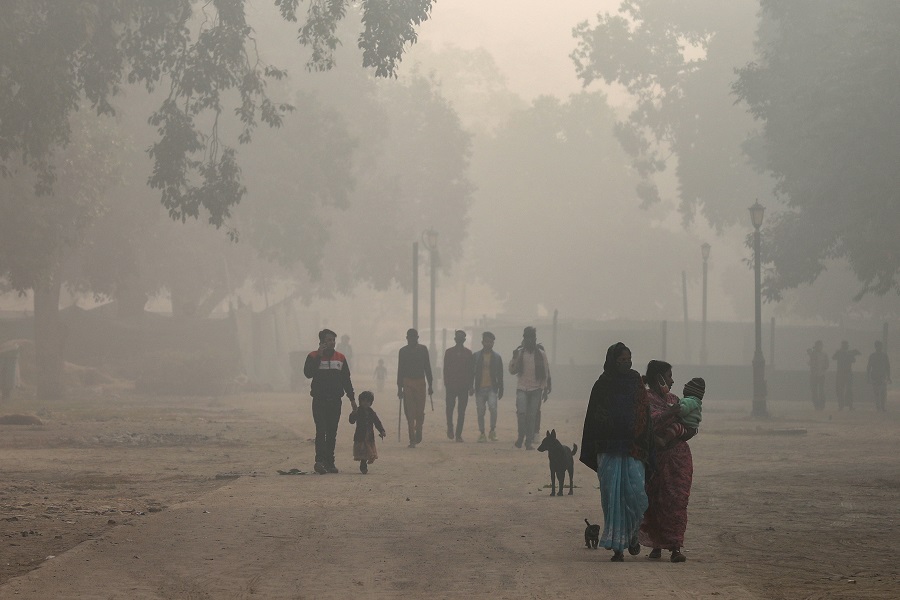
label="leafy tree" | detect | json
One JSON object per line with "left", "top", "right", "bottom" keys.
{"left": 470, "top": 91, "right": 701, "bottom": 319}
{"left": 0, "top": 1, "right": 435, "bottom": 398}
{"left": 570, "top": 0, "right": 769, "bottom": 229}
{"left": 0, "top": 111, "right": 124, "bottom": 399}
{"left": 266, "top": 72, "right": 474, "bottom": 298}
{"left": 734, "top": 1, "right": 900, "bottom": 299}
{"left": 0, "top": 0, "right": 435, "bottom": 226}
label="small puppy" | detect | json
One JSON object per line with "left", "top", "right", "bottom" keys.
{"left": 536, "top": 429, "right": 577, "bottom": 496}
{"left": 584, "top": 519, "right": 601, "bottom": 549}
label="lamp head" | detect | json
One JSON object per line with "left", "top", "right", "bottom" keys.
{"left": 749, "top": 200, "right": 765, "bottom": 229}
{"left": 423, "top": 227, "right": 439, "bottom": 250}
{"left": 701, "top": 242, "right": 711, "bottom": 260}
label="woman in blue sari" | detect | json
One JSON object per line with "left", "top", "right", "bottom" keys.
{"left": 580, "top": 342, "right": 652, "bottom": 561}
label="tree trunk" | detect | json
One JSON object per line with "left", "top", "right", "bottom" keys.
{"left": 33, "top": 277, "right": 64, "bottom": 400}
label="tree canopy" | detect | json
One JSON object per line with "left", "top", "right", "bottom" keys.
{"left": 0, "top": 0, "right": 435, "bottom": 226}
{"left": 734, "top": 1, "right": 900, "bottom": 299}
{"left": 571, "top": 0, "right": 768, "bottom": 230}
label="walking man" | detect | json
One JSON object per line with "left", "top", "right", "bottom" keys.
{"left": 443, "top": 330, "right": 473, "bottom": 442}
{"left": 866, "top": 341, "right": 891, "bottom": 412}
{"left": 304, "top": 329, "right": 356, "bottom": 474}
{"left": 832, "top": 340, "right": 860, "bottom": 410}
{"left": 398, "top": 328, "right": 433, "bottom": 447}
{"left": 470, "top": 331, "right": 504, "bottom": 443}
{"left": 509, "top": 326, "right": 550, "bottom": 450}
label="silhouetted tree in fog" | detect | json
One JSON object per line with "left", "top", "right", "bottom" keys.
{"left": 734, "top": 1, "right": 900, "bottom": 299}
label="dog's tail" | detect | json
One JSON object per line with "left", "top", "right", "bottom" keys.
{"left": 585, "top": 518, "right": 592, "bottom": 527}
{"left": 571, "top": 443, "right": 578, "bottom": 456}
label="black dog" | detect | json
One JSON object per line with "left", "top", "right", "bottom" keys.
{"left": 536, "top": 429, "right": 577, "bottom": 496}
{"left": 584, "top": 519, "right": 601, "bottom": 548}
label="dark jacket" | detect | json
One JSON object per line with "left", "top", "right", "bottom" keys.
{"left": 579, "top": 343, "right": 652, "bottom": 472}
{"left": 349, "top": 406, "right": 385, "bottom": 441}
{"left": 444, "top": 345, "right": 474, "bottom": 391}
{"left": 397, "top": 343, "right": 433, "bottom": 386}
{"left": 304, "top": 350, "right": 355, "bottom": 401}
{"left": 471, "top": 349, "right": 504, "bottom": 395}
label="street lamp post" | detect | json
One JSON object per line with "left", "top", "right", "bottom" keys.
{"left": 700, "top": 242, "right": 710, "bottom": 366}
{"left": 749, "top": 200, "right": 768, "bottom": 418}
{"left": 412, "top": 242, "right": 419, "bottom": 330}
{"left": 421, "top": 228, "right": 439, "bottom": 373}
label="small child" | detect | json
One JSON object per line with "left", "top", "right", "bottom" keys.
{"left": 679, "top": 377, "right": 705, "bottom": 430}
{"left": 349, "top": 391, "right": 386, "bottom": 474}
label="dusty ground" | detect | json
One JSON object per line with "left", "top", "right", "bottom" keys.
{"left": 0, "top": 377, "right": 897, "bottom": 599}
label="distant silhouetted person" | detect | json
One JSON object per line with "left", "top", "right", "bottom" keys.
{"left": 866, "top": 341, "right": 891, "bottom": 412}
{"left": 807, "top": 340, "right": 829, "bottom": 410}
{"left": 832, "top": 341, "right": 860, "bottom": 411}
{"left": 470, "top": 331, "right": 504, "bottom": 443}
{"left": 443, "top": 330, "right": 473, "bottom": 442}
{"left": 397, "top": 329, "right": 433, "bottom": 447}
{"left": 337, "top": 334, "right": 353, "bottom": 363}
{"left": 304, "top": 329, "right": 356, "bottom": 474}
{"left": 373, "top": 359, "right": 387, "bottom": 392}
{"left": 509, "top": 326, "right": 550, "bottom": 450}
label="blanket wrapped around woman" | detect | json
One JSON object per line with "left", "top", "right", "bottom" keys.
{"left": 580, "top": 342, "right": 652, "bottom": 556}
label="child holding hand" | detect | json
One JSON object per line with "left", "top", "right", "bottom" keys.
{"left": 349, "top": 391, "right": 386, "bottom": 474}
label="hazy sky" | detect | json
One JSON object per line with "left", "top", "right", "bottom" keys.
{"left": 417, "top": 1, "right": 619, "bottom": 101}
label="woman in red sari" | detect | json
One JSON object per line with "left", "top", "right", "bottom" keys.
{"left": 638, "top": 360, "right": 696, "bottom": 562}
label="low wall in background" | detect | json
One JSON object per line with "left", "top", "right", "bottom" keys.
{"left": 536, "top": 364, "right": 878, "bottom": 409}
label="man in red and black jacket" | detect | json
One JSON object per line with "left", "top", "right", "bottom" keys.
{"left": 304, "top": 329, "right": 356, "bottom": 474}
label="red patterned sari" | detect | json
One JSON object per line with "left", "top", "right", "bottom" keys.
{"left": 639, "top": 389, "right": 693, "bottom": 550}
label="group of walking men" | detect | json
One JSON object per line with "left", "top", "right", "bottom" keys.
{"left": 807, "top": 339, "right": 891, "bottom": 411}
{"left": 398, "top": 326, "right": 550, "bottom": 449}
{"left": 303, "top": 326, "right": 553, "bottom": 474}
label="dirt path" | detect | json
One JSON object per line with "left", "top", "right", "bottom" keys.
{"left": 1, "top": 386, "right": 897, "bottom": 599}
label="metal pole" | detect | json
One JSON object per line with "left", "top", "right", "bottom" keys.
{"left": 661, "top": 320, "right": 667, "bottom": 361}
{"left": 682, "top": 270, "right": 690, "bottom": 364}
{"left": 770, "top": 317, "right": 775, "bottom": 370}
{"left": 752, "top": 225, "right": 768, "bottom": 417}
{"left": 429, "top": 246, "right": 437, "bottom": 374}
{"left": 701, "top": 255, "right": 708, "bottom": 365}
{"left": 412, "top": 242, "right": 419, "bottom": 331}
{"left": 551, "top": 309, "right": 558, "bottom": 365}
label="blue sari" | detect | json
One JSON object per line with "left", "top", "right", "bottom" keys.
{"left": 597, "top": 453, "right": 648, "bottom": 552}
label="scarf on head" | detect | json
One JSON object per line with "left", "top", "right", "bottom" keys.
{"left": 579, "top": 342, "right": 651, "bottom": 472}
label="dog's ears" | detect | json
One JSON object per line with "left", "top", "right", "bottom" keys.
{"left": 550, "top": 429, "right": 556, "bottom": 438}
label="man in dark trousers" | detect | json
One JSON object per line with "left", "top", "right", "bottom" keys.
{"left": 304, "top": 329, "right": 356, "bottom": 474}
{"left": 443, "top": 330, "right": 474, "bottom": 442}
{"left": 397, "top": 328, "right": 433, "bottom": 448}
{"left": 832, "top": 340, "right": 860, "bottom": 410}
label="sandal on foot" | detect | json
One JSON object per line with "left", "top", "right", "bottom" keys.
{"left": 670, "top": 549, "right": 686, "bottom": 563}
{"left": 648, "top": 548, "right": 662, "bottom": 559}
{"left": 610, "top": 552, "right": 625, "bottom": 562}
